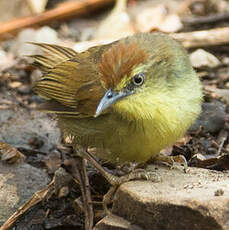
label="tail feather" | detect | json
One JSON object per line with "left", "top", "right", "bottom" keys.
{"left": 30, "top": 42, "right": 78, "bottom": 72}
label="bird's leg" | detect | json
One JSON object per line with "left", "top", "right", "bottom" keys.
{"left": 78, "top": 148, "right": 160, "bottom": 185}
{"left": 77, "top": 148, "right": 161, "bottom": 213}
{"left": 77, "top": 148, "right": 121, "bottom": 186}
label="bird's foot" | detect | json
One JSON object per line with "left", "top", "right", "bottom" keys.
{"left": 102, "top": 168, "right": 161, "bottom": 214}
{"left": 118, "top": 168, "right": 161, "bottom": 184}
{"left": 102, "top": 167, "right": 161, "bottom": 186}
{"left": 77, "top": 148, "right": 161, "bottom": 214}
{"left": 152, "top": 153, "right": 188, "bottom": 173}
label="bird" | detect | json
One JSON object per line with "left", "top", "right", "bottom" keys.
{"left": 31, "top": 32, "right": 202, "bottom": 185}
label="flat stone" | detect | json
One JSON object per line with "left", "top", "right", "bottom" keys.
{"left": 0, "top": 161, "right": 50, "bottom": 225}
{"left": 106, "top": 166, "right": 229, "bottom": 230}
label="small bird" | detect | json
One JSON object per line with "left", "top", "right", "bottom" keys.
{"left": 32, "top": 33, "right": 202, "bottom": 183}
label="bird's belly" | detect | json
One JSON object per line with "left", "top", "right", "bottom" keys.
{"left": 87, "top": 131, "right": 156, "bottom": 163}
{"left": 103, "top": 132, "right": 157, "bottom": 163}
{"left": 59, "top": 112, "right": 188, "bottom": 163}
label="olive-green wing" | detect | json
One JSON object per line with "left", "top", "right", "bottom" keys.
{"left": 31, "top": 43, "right": 106, "bottom": 117}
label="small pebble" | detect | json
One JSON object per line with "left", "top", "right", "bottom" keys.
{"left": 58, "top": 186, "right": 69, "bottom": 198}
{"left": 17, "top": 85, "right": 31, "bottom": 94}
{"left": 215, "top": 189, "right": 224, "bottom": 196}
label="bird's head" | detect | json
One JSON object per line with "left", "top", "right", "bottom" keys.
{"left": 95, "top": 33, "right": 191, "bottom": 119}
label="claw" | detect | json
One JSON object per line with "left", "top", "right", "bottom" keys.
{"left": 152, "top": 153, "right": 188, "bottom": 172}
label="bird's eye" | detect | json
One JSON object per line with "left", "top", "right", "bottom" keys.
{"left": 132, "top": 73, "right": 145, "bottom": 86}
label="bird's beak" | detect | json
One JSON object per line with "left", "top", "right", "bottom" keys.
{"left": 95, "top": 89, "right": 131, "bottom": 117}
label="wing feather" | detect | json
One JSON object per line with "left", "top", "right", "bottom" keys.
{"left": 32, "top": 43, "right": 105, "bottom": 117}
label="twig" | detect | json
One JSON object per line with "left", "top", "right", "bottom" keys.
{"left": 0, "top": 0, "right": 114, "bottom": 40}
{"left": 182, "top": 13, "right": 229, "bottom": 26}
{"left": 211, "top": 140, "right": 229, "bottom": 155}
{"left": 216, "top": 130, "right": 228, "bottom": 156}
{"left": 0, "top": 181, "right": 54, "bottom": 230}
{"left": 171, "top": 27, "right": 229, "bottom": 48}
{"left": 73, "top": 157, "right": 94, "bottom": 230}
{"left": 82, "top": 158, "right": 94, "bottom": 230}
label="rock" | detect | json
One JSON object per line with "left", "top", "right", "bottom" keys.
{"left": 10, "top": 28, "right": 37, "bottom": 56}
{"left": 190, "top": 49, "right": 221, "bottom": 68}
{"left": 0, "top": 161, "right": 49, "bottom": 225}
{"left": 213, "top": 88, "right": 229, "bottom": 104}
{"left": 135, "top": 4, "right": 183, "bottom": 33}
{"left": 0, "top": 49, "right": 15, "bottom": 72}
{"left": 159, "top": 14, "right": 183, "bottom": 33}
{"left": 11, "top": 26, "right": 59, "bottom": 56}
{"left": 35, "top": 26, "right": 59, "bottom": 44}
{"left": 189, "top": 102, "right": 226, "bottom": 133}
{"left": 17, "top": 85, "right": 32, "bottom": 95}
{"left": 95, "top": 166, "right": 229, "bottom": 230}
{"left": 94, "top": 214, "right": 142, "bottom": 230}
{"left": 0, "top": 107, "right": 61, "bottom": 153}
{"left": 53, "top": 167, "right": 72, "bottom": 195}
{"left": 135, "top": 5, "right": 165, "bottom": 32}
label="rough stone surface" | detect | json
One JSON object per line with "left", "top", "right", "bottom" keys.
{"left": 0, "top": 107, "right": 61, "bottom": 153}
{"left": 0, "top": 161, "right": 50, "bottom": 225}
{"left": 96, "top": 166, "right": 229, "bottom": 230}
{"left": 189, "top": 102, "right": 226, "bottom": 133}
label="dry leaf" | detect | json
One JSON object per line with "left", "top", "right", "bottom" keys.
{"left": 9, "top": 81, "right": 22, "bottom": 88}
{"left": 190, "top": 153, "right": 229, "bottom": 170}
{"left": 0, "top": 142, "right": 25, "bottom": 164}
